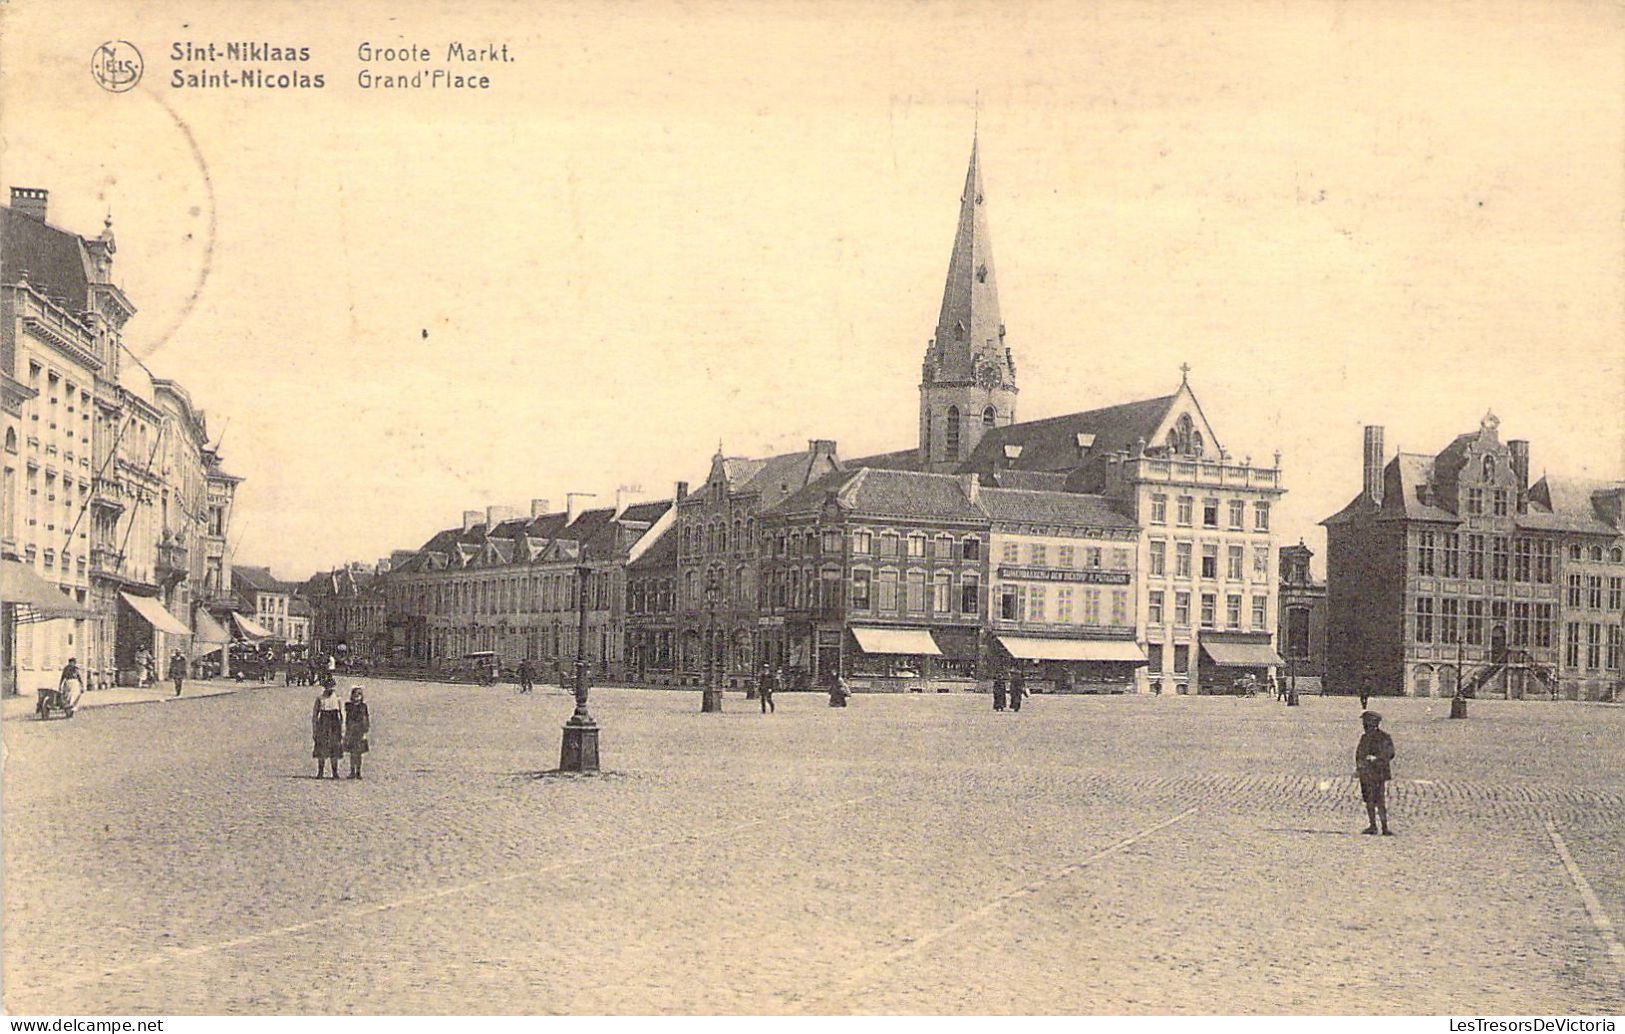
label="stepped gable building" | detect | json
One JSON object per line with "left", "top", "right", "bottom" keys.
{"left": 1322, "top": 414, "right": 1623, "bottom": 700}
{"left": 757, "top": 466, "right": 989, "bottom": 690}
{"left": 673, "top": 440, "right": 840, "bottom": 688}
{"left": 2, "top": 187, "right": 241, "bottom": 695}
{"left": 302, "top": 563, "right": 389, "bottom": 660}
{"left": 385, "top": 494, "right": 673, "bottom": 678}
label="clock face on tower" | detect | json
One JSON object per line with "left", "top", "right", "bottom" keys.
{"left": 976, "top": 361, "right": 1003, "bottom": 390}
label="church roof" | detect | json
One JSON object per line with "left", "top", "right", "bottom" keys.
{"left": 964, "top": 394, "right": 1177, "bottom": 485}
{"left": 843, "top": 447, "right": 923, "bottom": 472}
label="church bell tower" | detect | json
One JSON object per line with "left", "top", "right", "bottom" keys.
{"left": 918, "top": 134, "right": 1017, "bottom": 473}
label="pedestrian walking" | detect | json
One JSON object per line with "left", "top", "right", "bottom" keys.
{"left": 344, "top": 686, "right": 370, "bottom": 779}
{"left": 1355, "top": 710, "right": 1396, "bottom": 835}
{"left": 169, "top": 650, "right": 187, "bottom": 697}
{"left": 1359, "top": 685, "right": 1370, "bottom": 709}
{"left": 759, "top": 666, "right": 776, "bottom": 714}
{"left": 1009, "top": 672, "right": 1026, "bottom": 712}
{"left": 829, "top": 673, "right": 851, "bottom": 708}
{"left": 312, "top": 684, "right": 344, "bottom": 779}
{"left": 992, "top": 674, "right": 1007, "bottom": 712}
{"left": 517, "top": 657, "right": 535, "bottom": 694}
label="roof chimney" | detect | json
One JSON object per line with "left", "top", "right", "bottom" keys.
{"left": 462, "top": 509, "right": 483, "bottom": 532}
{"left": 675, "top": 481, "right": 688, "bottom": 502}
{"left": 1363, "top": 426, "right": 1385, "bottom": 506}
{"left": 959, "top": 472, "right": 980, "bottom": 504}
{"left": 530, "top": 498, "right": 551, "bottom": 519}
{"left": 486, "top": 505, "right": 520, "bottom": 527}
{"left": 1508, "top": 440, "right": 1530, "bottom": 512}
{"left": 566, "top": 492, "right": 595, "bottom": 524}
{"left": 10, "top": 187, "right": 48, "bottom": 222}
{"left": 808, "top": 439, "right": 837, "bottom": 459}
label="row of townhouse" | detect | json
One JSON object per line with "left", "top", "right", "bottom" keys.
{"left": 2, "top": 187, "right": 244, "bottom": 695}
{"left": 367, "top": 135, "right": 1290, "bottom": 694}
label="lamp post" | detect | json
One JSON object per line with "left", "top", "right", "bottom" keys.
{"left": 702, "top": 569, "right": 723, "bottom": 713}
{"left": 559, "top": 563, "right": 600, "bottom": 772}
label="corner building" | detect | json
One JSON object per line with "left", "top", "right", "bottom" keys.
{"left": 1322, "top": 414, "right": 1622, "bottom": 699}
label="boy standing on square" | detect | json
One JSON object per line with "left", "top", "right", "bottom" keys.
{"left": 1356, "top": 711, "right": 1396, "bottom": 835}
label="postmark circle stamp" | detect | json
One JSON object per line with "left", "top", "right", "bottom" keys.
{"left": 92, "top": 41, "right": 144, "bottom": 93}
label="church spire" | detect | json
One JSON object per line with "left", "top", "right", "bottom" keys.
{"left": 928, "top": 136, "right": 1008, "bottom": 387}
{"left": 918, "top": 133, "right": 1018, "bottom": 473}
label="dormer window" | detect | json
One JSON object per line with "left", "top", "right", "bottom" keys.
{"left": 976, "top": 264, "right": 988, "bottom": 283}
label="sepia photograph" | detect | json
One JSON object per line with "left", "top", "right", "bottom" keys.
{"left": 1, "top": 0, "right": 1622, "bottom": 1021}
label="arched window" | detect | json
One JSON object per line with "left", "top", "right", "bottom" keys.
{"left": 1592, "top": 546, "right": 1605, "bottom": 562}
{"left": 1190, "top": 430, "right": 1204, "bottom": 457}
{"left": 982, "top": 406, "right": 996, "bottom": 428}
{"left": 3, "top": 426, "right": 15, "bottom": 452}
{"left": 945, "top": 406, "right": 961, "bottom": 460}
{"left": 1612, "top": 546, "right": 1623, "bottom": 563}
{"left": 1483, "top": 456, "right": 1496, "bottom": 480}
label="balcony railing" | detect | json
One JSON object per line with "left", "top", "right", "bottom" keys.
{"left": 90, "top": 547, "right": 124, "bottom": 577}
{"left": 1125, "top": 456, "right": 1282, "bottom": 490}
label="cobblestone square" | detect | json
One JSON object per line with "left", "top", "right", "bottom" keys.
{"left": 4, "top": 682, "right": 1623, "bottom": 1014}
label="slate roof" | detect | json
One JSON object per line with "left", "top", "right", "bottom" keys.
{"left": 1322, "top": 453, "right": 1462, "bottom": 527}
{"left": 978, "top": 487, "right": 1136, "bottom": 530}
{"left": 627, "top": 520, "right": 679, "bottom": 572}
{"left": 1521, "top": 476, "right": 1624, "bottom": 535}
{"left": 232, "top": 565, "right": 301, "bottom": 594}
{"left": 392, "top": 499, "right": 677, "bottom": 574}
{"left": 984, "top": 469, "right": 1070, "bottom": 492}
{"left": 735, "top": 450, "right": 839, "bottom": 510}
{"left": 966, "top": 395, "right": 1177, "bottom": 486}
{"left": 844, "top": 447, "right": 924, "bottom": 472}
{"left": 1, "top": 203, "right": 92, "bottom": 307}
{"left": 774, "top": 468, "right": 984, "bottom": 523}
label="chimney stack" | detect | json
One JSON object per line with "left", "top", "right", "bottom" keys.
{"left": 1363, "top": 426, "right": 1385, "bottom": 506}
{"left": 675, "top": 481, "right": 688, "bottom": 501}
{"left": 808, "top": 439, "right": 837, "bottom": 459}
{"left": 10, "top": 187, "right": 48, "bottom": 222}
{"left": 1509, "top": 440, "right": 1530, "bottom": 511}
{"left": 530, "top": 498, "right": 551, "bottom": 519}
{"left": 958, "top": 472, "right": 980, "bottom": 505}
{"left": 462, "top": 509, "right": 483, "bottom": 531}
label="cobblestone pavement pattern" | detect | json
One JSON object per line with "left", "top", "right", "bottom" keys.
{"left": 4, "top": 682, "right": 1622, "bottom": 1014}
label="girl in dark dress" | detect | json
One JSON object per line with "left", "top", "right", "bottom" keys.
{"left": 344, "top": 687, "right": 370, "bottom": 779}
{"left": 312, "top": 685, "right": 344, "bottom": 779}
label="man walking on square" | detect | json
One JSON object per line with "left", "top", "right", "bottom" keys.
{"left": 517, "top": 656, "right": 535, "bottom": 694}
{"left": 1009, "top": 671, "right": 1026, "bottom": 713}
{"left": 169, "top": 649, "right": 187, "bottom": 697}
{"left": 1356, "top": 711, "right": 1396, "bottom": 835}
{"left": 759, "top": 666, "right": 775, "bottom": 714}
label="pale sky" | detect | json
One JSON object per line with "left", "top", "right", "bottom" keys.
{"left": 3, "top": 0, "right": 1621, "bottom": 581}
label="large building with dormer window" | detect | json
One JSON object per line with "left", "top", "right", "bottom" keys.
{"left": 1323, "top": 414, "right": 1623, "bottom": 700}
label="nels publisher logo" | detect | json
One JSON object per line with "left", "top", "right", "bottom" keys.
{"left": 91, "top": 41, "right": 143, "bottom": 92}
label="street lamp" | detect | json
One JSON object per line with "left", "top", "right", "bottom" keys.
{"left": 559, "top": 563, "right": 599, "bottom": 772}
{"left": 702, "top": 569, "right": 723, "bottom": 713}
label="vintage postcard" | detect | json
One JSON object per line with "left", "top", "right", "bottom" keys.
{"left": 2, "top": 0, "right": 1622, "bottom": 1020}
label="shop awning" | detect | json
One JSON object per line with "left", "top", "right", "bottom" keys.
{"left": 1, "top": 560, "right": 95, "bottom": 623}
{"left": 194, "top": 609, "right": 231, "bottom": 645}
{"left": 231, "top": 612, "right": 274, "bottom": 640}
{"left": 998, "top": 635, "right": 1148, "bottom": 663}
{"left": 120, "top": 591, "right": 191, "bottom": 636}
{"left": 1201, "top": 641, "right": 1285, "bottom": 668}
{"left": 850, "top": 626, "right": 942, "bottom": 656}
